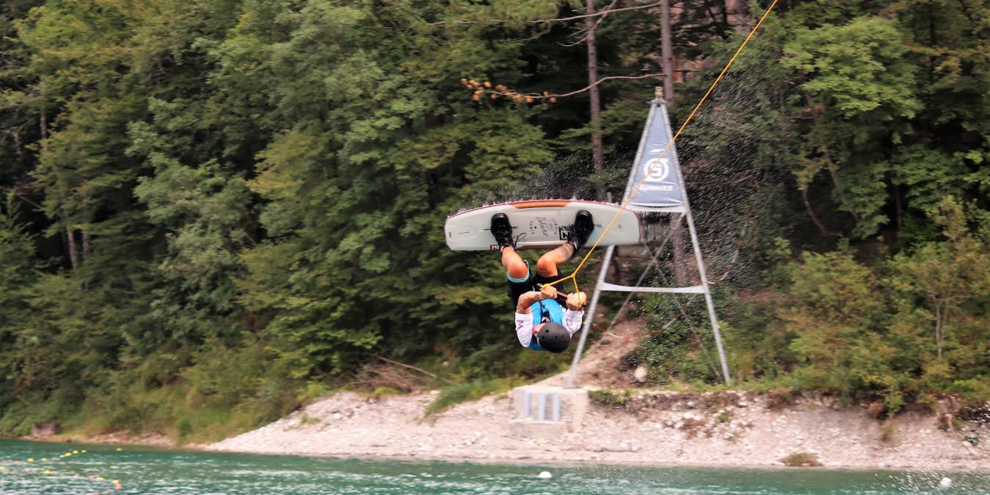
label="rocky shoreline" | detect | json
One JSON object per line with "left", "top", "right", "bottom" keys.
{"left": 204, "top": 389, "right": 989, "bottom": 471}
{"left": 21, "top": 319, "right": 990, "bottom": 472}
{"left": 203, "top": 318, "right": 990, "bottom": 471}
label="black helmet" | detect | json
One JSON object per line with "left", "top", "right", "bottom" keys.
{"left": 538, "top": 322, "right": 570, "bottom": 353}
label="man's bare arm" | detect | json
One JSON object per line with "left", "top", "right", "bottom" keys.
{"left": 516, "top": 285, "right": 558, "bottom": 313}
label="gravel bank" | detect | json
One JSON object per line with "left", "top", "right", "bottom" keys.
{"left": 206, "top": 390, "right": 989, "bottom": 471}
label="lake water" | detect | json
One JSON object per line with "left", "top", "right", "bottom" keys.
{"left": 0, "top": 440, "right": 987, "bottom": 494}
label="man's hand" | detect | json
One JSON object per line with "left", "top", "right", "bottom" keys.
{"left": 540, "top": 285, "right": 558, "bottom": 300}
{"left": 566, "top": 291, "right": 587, "bottom": 310}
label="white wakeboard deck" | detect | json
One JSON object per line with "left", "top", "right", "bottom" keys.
{"left": 445, "top": 200, "right": 642, "bottom": 251}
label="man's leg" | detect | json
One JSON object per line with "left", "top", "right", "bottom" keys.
{"left": 536, "top": 244, "right": 575, "bottom": 278}
{"left": 492, "top": 212, "right": 527, "bottom": 279}
{"left": 493, "top": 213, "right": 536, "bottom": 307}
{"left": 503, "top": 247, "right": 536, "bottom": 308}
{"left": 536, "top": 209, "right": 593, "bottom": 278}
{"left": 502, "top": 246, "right": 529, "bottom": 281}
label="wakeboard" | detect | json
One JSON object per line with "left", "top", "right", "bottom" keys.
{"left": 445, "top": 200, "right": 642, "bottom": 251}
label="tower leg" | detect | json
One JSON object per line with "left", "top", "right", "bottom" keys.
{"left": 681, "top": 212, "right": 732, "bottom": 385}
{"left": 565, "top": 245, "right": 616, "bottom": 389}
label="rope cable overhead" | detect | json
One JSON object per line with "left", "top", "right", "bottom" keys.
{"left": 549, "top": 0, "right": 780, "bottom": 294}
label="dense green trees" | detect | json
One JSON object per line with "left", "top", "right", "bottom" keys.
{"left": 636, "top": 1, "right": 989, "bottom": 414}
{"left": 1, "top": 0, "right": 988, "bottom": 438}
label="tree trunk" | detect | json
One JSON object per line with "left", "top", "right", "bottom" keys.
{"left": 661, "top": 0, "right": 689, "bottom": 284}
{"left": 586, "top": 0, "right": 605, "bottom": 201}
{"left": 66, "top": 225, "right": 78, "bottom": 269}
{"left": 933, "top": 298, "right": 943, "bottom": 360}
{"left": 801, "top": 187, "right": 838, "bottom": 238}
{"left": 81, "top": 229, "right": 92, "bottom": 260}
{"left": 40, "top": 113, "right": 47, "bottom": 143}
{"left": 43, "top": 112, "right": 79, "bottom": 269}
{"left": 810, "top": 104, "right": 860, "bottom": 223}
{"left": 894, "top": 183, "right": 903, "bottom": 231}
{"left": 661, "top": 0, "right": 675, "bottom": 102}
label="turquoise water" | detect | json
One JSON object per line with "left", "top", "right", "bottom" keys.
{"left": 1, "top": 440, "right": 987, "bottom": 494}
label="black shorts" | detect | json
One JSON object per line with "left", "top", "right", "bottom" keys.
{"left": 507, "top": 262, "right": 568, "bottom": 308}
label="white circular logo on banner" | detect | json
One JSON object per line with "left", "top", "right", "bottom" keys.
{"left": 644, "top": 154, "right": 670, "bottom": 183}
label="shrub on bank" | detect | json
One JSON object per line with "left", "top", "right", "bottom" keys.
{"left": 634, "top": 198, "right": 990, "bottom": 415}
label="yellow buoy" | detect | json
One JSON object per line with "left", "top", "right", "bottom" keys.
{"left": 27, "top": 458, "right": 34, "bottom": 462}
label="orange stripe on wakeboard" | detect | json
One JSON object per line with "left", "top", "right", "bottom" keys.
{"left": 511, "top": 201, "right": 570, "bottom": 209}
{"left": 514, "top": 243, "right": 568, "bottom": 250}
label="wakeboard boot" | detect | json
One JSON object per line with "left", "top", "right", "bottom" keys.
{"left": 567, "top": 210, "right": 594, "bottom": 252}
{"left": 490, "top": 213, "right": 515, "bottom": 251}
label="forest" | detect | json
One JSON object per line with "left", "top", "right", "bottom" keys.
{"left": 1, "top": 0, "right": 988, "bottom": 441}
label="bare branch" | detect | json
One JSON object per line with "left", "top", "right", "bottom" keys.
{"left": 592, "top": 0, "right": 620, "bottom": 28}
{"left": 506, "top": 22, "right": 554, "bottom": 43}
{"left": 800, "top": 188, "right": 840, "bottom": 238}
{"left": 431, "top": 1, "right": 661, "bottom": 26}
{"left": 535, "top": 1, "right": 659, "bottom": 24}
{"left": 374, "top": 354, "right": 456, "bottom": 385}
{"left": 560, "top": 29, "right": 592, "bottom": 47}
{"left": 559, "top": 0, "right": 617, "bottom": 47}
{"left": 1, "top": 186, "right": 45, "bottom": 213}
{"left": 476, "top": 73, "right": 663, "bottom": 101}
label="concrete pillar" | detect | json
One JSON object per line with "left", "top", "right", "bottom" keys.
{"left": 509, "top": 385, "right": 589, "bottom": 439}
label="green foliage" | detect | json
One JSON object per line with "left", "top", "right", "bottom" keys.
{"left": 783, "top": 16, "right": 921, "bottom": 238}
{"left": 372, "top": 387, "right": 401, "bottom": 397}
{"left": 589, "top": 389, "right": 632, "bottom": 406}
{"left": 424, "top": 378, "right": 520, "bottom": 415}
{"left": 767, "top": 199, "right": 988, "bottom": 412}
{"left": 779, "top": 452, "right": 822, "bottom": 467}
{"left": 0, "top": 196, "right": 38, "bottom": 419}
{"left": 636, "top": 198, "right": 989, "bottom": 413}
{"left": 784, "top": 18, "right": 920, "bottom": 119}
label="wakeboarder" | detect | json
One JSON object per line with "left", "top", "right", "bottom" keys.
{"left": 490, "top": 211, "right": 593, "bottom": 353}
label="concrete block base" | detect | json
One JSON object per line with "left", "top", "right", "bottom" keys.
{"left": 508, "top": 419, "right": 570, "bottom": 439}
{"left": 509, "top": 385, "right": 588, "bottom": 436}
